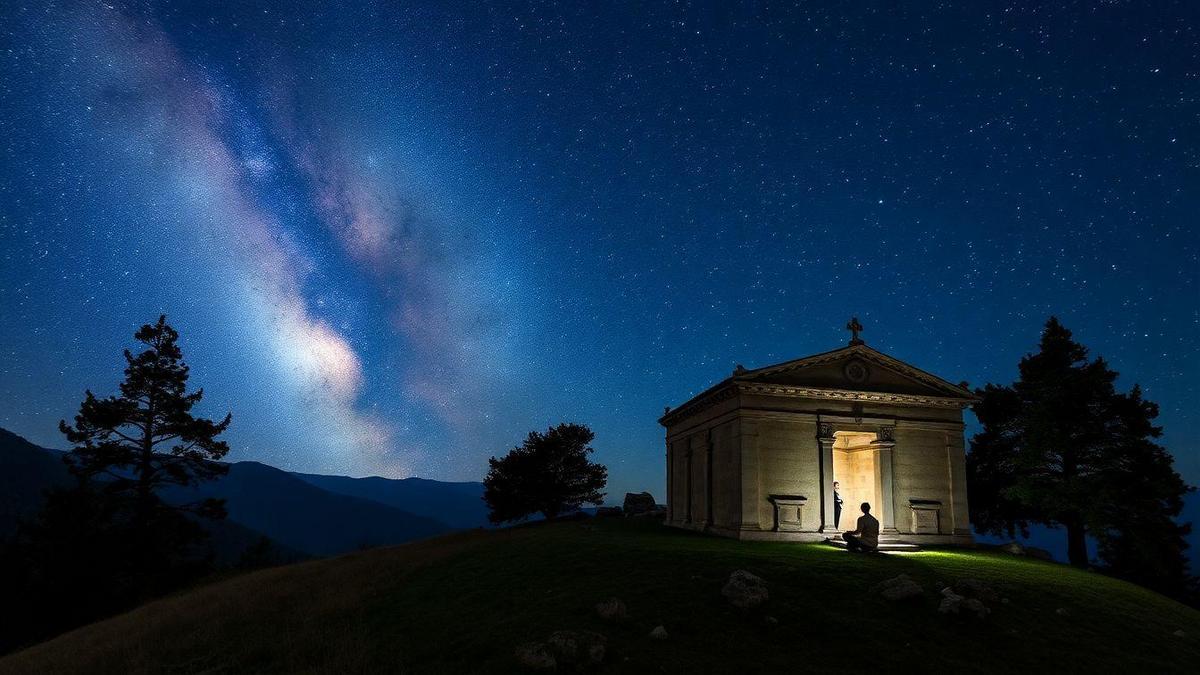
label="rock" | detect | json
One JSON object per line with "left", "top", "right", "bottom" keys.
{"left": 765, "top": 615, "right": 779, "bottom": 626}
{"left": 623, "top": 492, "right": 657, "bottom": 516}
{"left": 997, "top": 541, "right": 1054, "bottom": 561}
{"left": 595, "top": 597, "right": 628, "bottom": 621}
{"left": 546, "top": 630, "right": 606, "bottom": 666}
{"left": 631, "top": 506, "right": 668, "bottom": 519}
{"left": 1055, "top": 607, "right": 1069, "bottom": 616}
{"left": 595, "top": 506, "right": 623, "bottom": 518}
{"left": 722, "top": 570, "right": 769, "bottom": 609}
{"left": 938, "top": 588, "right": 964, "bottom": 615}
{"left": 999, "top": 541, "right": 1026, "bottom": 556}
{"left": 873, "top": 574, "right": 924, "bottom": 601}
{"left": 514, "top": 642, "right": 556, "bottom": 670}
{"left": 953, "top": 578, "right": 999, "bottom": 603}
{"left": 962, "top": 597, "right": 991, "bottom": 620}
{"left": 1173, "top": 629, "right": 1186, "bottom": 638}
{"left": 1023, "top": 546, "right": 1054, "bottom": 561}
{"left": 649, "top": 625, "right": 669, "bottom": 640}
{"left": 938, "top": 587, "right": 989, "bottom": 619}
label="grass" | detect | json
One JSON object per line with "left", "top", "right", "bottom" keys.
{"left": 2, "top": 518, "right": 1197, "bottom": 673}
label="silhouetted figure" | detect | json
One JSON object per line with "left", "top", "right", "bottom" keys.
{"left": 833, "top": 480, "right": 843, "bottom": 528}
{"left": 842, "top": 502, "right": 879, "bottom": 552}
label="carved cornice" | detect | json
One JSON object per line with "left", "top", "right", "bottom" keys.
{"left": 736, "top": 382, "right": 972, "bottom": 409}
{"left": 659, "top": 382, "right": 738, "bottom": 427}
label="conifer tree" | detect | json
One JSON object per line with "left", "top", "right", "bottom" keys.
{"left": 58, "top": 315, "right": 232, "bottom": 572}
{"left": 969, "top": 317, "right": 1193, "bottom": 596}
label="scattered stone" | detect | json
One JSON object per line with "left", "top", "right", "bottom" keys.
{"left": 1173, "top": 629, "right": 1186, "bottom": 638}
{"left": 1001, "top": 598, "right": 1010, "bottom": 605}
{"left": 992, "top": 541, "right": 1054, "bottom": 561}
{"left": 999, "top": 541, "right": 1025, "bottom": 556}
{"left": 595, "top": 597, "right": 628, "bottom": 621}
{"left": 1055, "top": 607, "right": 1069, "bottom": 616}
{"left": 953, "top": 578, "right": 999, "bottom": 603}
{"left": 622, "top": 492, "right": 657, "bottom": 516}
{"left": 546, "top": 630, "right": 606, "bottom": 666}
{"left": 765, "top": 616, "right": 779, "bottom": 626}
{"left": 595, "top": 506, "right": 623, "bottom": 518}
{"left": 722, "top": 570, "right": 769, "bottom": 609}
{"left": 873, "top": 574, "right": 924, "bottom": 601}
{"left": 938, "top": 587, "right": 989, "bottom": 619}
{"left": 515, "top": 642, "right": 557, "bottom": 670}
{"left": 649, "top": 625, "right": 669, "bottom": 640}
{"left": 963, "top": 598, "right": 991, "bottom": 620}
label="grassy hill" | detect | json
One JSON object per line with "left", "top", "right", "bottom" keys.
{"left": 3, "top": 518, "right": 1197, "bottom": 674}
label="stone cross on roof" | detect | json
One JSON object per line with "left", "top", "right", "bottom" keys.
{"left": 846, "top": 316, "right": 865, "bottom": 345}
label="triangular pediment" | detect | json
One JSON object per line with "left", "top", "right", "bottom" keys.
{"left": 736, "top": 344, "right": 972, "bottom": 400}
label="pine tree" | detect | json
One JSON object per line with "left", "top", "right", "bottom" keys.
{"left": 969, "top": 317, "right": 1193, "bottom": 596}
{"left": 58, "top": 315, "right": 232, "bottom": 577}
{"left": 483, "top": 423, "right": 608, "bottom": 523}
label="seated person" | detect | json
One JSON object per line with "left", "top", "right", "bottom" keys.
{"left": 842, "top": 502, "right": 880, "bottom": 552}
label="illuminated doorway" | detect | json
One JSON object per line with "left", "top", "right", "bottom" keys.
{"left": 832, "top": 431, "right": 882, "bottom": 530}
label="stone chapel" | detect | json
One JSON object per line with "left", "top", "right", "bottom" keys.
{"left": 659, "top": 319, "right": 975, "bottom": 546}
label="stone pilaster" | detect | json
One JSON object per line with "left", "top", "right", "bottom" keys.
{"left": 684, "top": 443, "right": 693, "bottom": 524}
{"left": 946, "top": 432, "right": 972, "bottom": 536}
{"left": 872, "top": 426, "right": 899, "bottom": 535}
{"left": 738, "top": 418, "right": 762, "bottom": 530}
{"left": 818, "top": 422, "right": 837, "bottom": 534}
{"left": 705, "top": 429, "right": 714, "bottom": 527}
{"left": 665, "top": 440, "right": 673, "bottom": 522}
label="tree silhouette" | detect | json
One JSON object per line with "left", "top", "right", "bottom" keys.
{"left": 58, "top": 315, "right": 232, "bottom": 577}
{"left": 969, "top": 317, "right": 1193, "bottom": 596}
{"left": 483, "top": 423, "right": 607, "bottom": 523}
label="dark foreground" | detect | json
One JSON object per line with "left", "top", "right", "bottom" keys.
{"left": 2, "top": 518, "right": 1197, "bottom": 673}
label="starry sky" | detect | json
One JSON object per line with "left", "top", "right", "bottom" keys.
{"left": 0, "top": 1, "right": 1196, "bottom": 499}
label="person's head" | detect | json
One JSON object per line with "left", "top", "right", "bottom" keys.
{"left": 833, "top": 481, "right": 840, "bottom": 490}
{"left": 860, "top": 502, "right": 871, "bottom": 514}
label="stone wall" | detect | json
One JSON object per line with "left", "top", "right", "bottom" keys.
{"left": 753, "top": 417, "right": 820, "bottom": 531}
{"left": 891, "top": 426, "right": 954, "bottom": 534}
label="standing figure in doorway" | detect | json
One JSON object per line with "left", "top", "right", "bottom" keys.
{"left": 833, "top": 481, "right": 844, "bottom": 528}
{"left": 842, "top": 502, "right": 880, "bottom": 553}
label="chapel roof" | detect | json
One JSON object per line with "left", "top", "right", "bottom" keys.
{"left": 658, "top": 323, "right": 976, "bottom": 427}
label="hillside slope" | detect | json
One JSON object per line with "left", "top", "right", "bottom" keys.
{"left": 3, "top": 519, "right": 1197, "bottom": 674}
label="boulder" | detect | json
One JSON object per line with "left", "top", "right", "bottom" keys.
{"left": 722, "top": 570, "right": 769, "bottom": 609}
{"left": 649, "top": 625, "right": 669, "bottom": 640}
{"left": 631, "top": 506, "right": 668, "bottom": 520}
{"left": 623, "top": 492, "right": 657, "bottom": 516}
{"left": 595, "top": 597, "right": 628, "bottom": 621}
{"left": 514, "top": 642, "right": 557, "bottom": 670}
{"left": 997, "top": 541, "right": 1053, "bottom": 561}
{"left": 872, "top": 574, "right": 924, "bottom": 601}
{"left": 953, "top": 577, "right": 999, "bottom": 603}
{"left": 938, "top": 587, "right": 989, "bottom": 620}
{"left": 546, "top": 630, "right": 606, "bottom": 666}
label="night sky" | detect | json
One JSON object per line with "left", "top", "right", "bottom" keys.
{"left": 1, "top": 1, "right": 1196, "bottom": 499}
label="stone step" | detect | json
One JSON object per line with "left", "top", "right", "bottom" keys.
{"left": 824, "top": 538, "right": 922, "bottom": 552}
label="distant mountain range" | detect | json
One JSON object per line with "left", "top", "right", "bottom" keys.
{"left": 0, "top": 428, "right": 488, "bottom": 561}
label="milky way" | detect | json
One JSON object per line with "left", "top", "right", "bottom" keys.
{"left": 1, "top": 2, "right": 1196, "bottom": 497}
